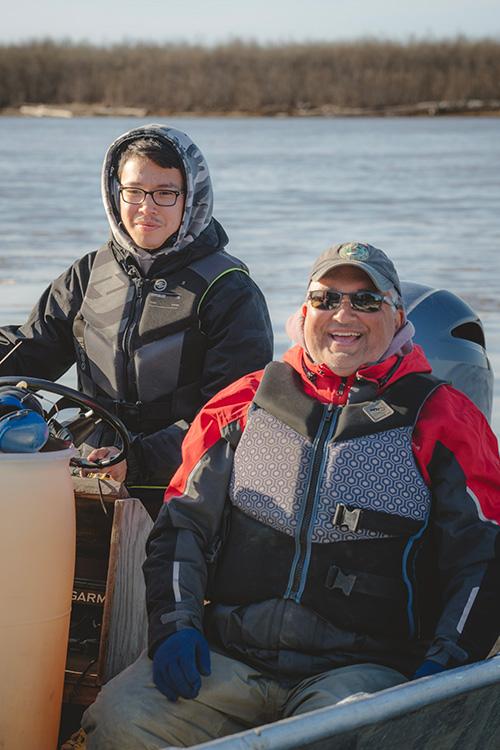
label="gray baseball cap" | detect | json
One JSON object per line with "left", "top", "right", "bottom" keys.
{"left": 309, "top": 242, "right": 402, "bottom": 296}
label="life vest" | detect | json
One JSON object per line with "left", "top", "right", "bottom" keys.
{"left": 73, "top": 243, "right": 248, "bottom": 434}
{"left": 210, "top": 361, "right": 444, "bottom": 641}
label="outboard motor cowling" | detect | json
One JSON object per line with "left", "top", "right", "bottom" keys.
{"left": 402, "top": 282, "right": 493, "bottom": 422}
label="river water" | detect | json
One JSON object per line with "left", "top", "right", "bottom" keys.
{"left": 0, "top": 115, "right": 499, "bottom": 435}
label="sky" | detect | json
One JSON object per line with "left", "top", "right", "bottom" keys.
{"left": 3, "top": 0, "right": 500, "bottom": 45}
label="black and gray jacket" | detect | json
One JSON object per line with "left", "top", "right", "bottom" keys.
{"left": 0, "top": 125, "right": 273, "bottom": 486}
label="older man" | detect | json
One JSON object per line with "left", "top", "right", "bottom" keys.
{"left": 83, "top": 242, "right": 500, "bottom": 749}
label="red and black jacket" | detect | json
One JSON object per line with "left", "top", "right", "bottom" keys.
{"left": 144, "top": 345, "right": 500, "bottom": 679}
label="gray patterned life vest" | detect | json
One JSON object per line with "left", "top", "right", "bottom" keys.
{"left": 210, "top": 361, "right": 444, "bottom": 640}
{"left": 73, "top": 243, "right": 247, "bottom": 434}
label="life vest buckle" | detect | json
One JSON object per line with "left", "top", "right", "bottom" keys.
{"left": 333, "top": 503, "right": 361, "bottom": 532}
{"left": 325, "top": 565, "right": 357, "bottom": 596}
{"left": 205, "top": 537, "right": 223, "bottom": 565}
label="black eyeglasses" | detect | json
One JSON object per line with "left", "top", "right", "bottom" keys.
{"left": 119, "top": 186, "right": 184, "bottom": 207}
{"left": 307, "top": 289, "right": 395, "bottom": 313}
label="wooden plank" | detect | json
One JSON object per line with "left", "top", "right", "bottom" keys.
{"left": 99, "top": 498, "right": 153, "bottom": 683}
{"left": 97, "top": 501, "right": 123, "bottom": 679}
{"left": 490, "top": 636, "right": 500, "bottom": 656}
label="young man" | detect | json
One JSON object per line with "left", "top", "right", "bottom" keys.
{"left": 0, "top": 125, "right": 273, "bottom": 502}
{"left": 83, "top": 242, "right": 500, "bottom": 748}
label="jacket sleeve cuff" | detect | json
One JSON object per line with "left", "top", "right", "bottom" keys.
{"left": 424, "top": 638, "right": 469, "bottom": 669}
{"left": 148, "top": 611, "right": 203, "bottom": 657}
{"left": 125, "top": 436, "right": 144, "bottom": 485}
{"left": 412, "top": 659, "right": 446, "bottom": 679}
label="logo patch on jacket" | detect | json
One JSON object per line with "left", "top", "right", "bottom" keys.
{"left": 362, "top": 400, "right": 395, "bottom": 422}
{"left": 154, "top": 279, "right": 168, "bottom": 292}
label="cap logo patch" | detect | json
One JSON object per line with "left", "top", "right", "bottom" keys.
{"left": 339, "top": 243, "right": 370, "bottom": 261}
{"left": 362, "top": 400, "right": 395, "bottom": 422}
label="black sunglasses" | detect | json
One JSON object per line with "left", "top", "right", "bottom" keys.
{"left": 307, "top": 289, "right": 393, "bottom": 313}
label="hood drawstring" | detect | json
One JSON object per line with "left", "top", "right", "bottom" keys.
{"left": 379, "top": 320, "right": 415, "bottom": 360}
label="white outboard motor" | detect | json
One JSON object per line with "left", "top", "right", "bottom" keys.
{"left": 402, "top": 282, "right": 494, "bottom": 422}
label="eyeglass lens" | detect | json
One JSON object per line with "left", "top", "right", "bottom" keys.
{"left": 308, "top": 290, "right": 385, "bottom": 313}
{"left": 120, "top": 187, "right": 180, "bottom": 206}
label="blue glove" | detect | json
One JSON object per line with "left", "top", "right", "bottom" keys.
{"left": 412, "top": 659, "right": 445, "bottom": 679}
{"left": 153, "top": 629, "right": 211, "bottom": 701}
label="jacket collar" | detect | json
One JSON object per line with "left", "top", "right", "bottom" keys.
{"left": 111, "top": 218, "right": 228, "bottom": 278}
{"left": 282, "top": 344, "right": 432, "bottom": 404}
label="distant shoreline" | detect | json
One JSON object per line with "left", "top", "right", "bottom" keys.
{"left": 3, "top": 39, "right": 500, "bottom": 119}
{"left": 2, "top": 100, "right": 500, "bottom": 119}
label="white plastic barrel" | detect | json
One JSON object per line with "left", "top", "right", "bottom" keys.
{"left": 0, "top": 448, "right": 75, "bottom": 750}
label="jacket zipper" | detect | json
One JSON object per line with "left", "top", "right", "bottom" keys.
{"left": 337, "top": 377, "right": 347, "bottom": 398}
{"left": 287, "top": 400, "right": 339, "bottom": 601}
{"left": 122, "top": 273, "right": 144, "bottom": 400}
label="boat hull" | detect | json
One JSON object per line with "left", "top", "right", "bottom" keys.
{"left": 186, "top": 656, "right": 500, "bottom": 750}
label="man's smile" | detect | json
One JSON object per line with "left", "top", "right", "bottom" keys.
{"left": 328, "top": 330, "right": 363, "bottom": 346}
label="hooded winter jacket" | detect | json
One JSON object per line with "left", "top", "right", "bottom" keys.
{"left": 144, "top": 344, "right": 500, "bottom": 680}
{"left": 0, "top": 125, "right": 273, "bottom": 486}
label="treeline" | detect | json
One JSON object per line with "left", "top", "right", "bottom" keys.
{"left": 1, "top": 38, "right": 500, "bottom": 114}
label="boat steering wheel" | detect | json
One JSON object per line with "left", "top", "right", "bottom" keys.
{"left": 0, "top": 376, "right": 130, "bottom": 469}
